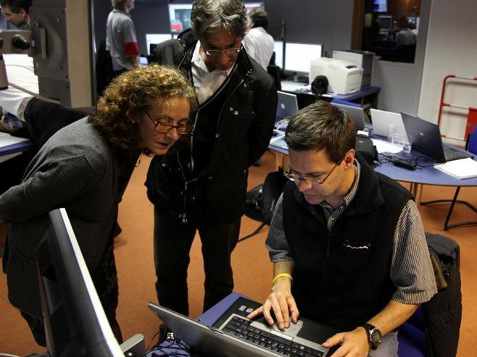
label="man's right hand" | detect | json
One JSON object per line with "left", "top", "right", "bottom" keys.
{"left": 247, "top": 278, "right": 299, "bottom": 330}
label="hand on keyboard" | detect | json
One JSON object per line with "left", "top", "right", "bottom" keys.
{"left": 322, "top": 327, "right": 369, "bottom": 357}
{"left": 247, "top": 278, "right": 300, "bottom": 330}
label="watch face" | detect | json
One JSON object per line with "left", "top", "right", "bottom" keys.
{"left": 370, "top": 328, "right": 382, "bottom": 348}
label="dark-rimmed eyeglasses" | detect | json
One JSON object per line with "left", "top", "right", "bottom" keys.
{"left": 285, "top": 163, "right": 339, "bottom": 186}
{"left": 203, "top": 46, "right": 241, "bottom": 58}
{"left": 145, "top": 112, "right": 191, "bottom": 135}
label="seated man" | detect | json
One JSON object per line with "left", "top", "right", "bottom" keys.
{"left": 0, "top": 65, "right": 194, "bottom": 346}
{"left": 249, "top": 101, "right": 437, "bottom": 357}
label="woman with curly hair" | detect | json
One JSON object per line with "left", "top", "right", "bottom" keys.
{"left": 0, "top": 65, "right": 194, "bottom": 347}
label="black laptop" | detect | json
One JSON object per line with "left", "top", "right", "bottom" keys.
{"left": 149, "top": 296, "right": 338, "bottom": 357}
{"left": 401, "top": 113, "right": 471, "bottom": 163}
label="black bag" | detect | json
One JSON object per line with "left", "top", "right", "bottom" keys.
{"left": 244, "top": 170, "right": 288, "bottom": 225}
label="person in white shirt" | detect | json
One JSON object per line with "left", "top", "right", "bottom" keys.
{"left": 106, "top": 0, "right": 139, "bottom": 74}
{"left": 243, "top": 7, "right": 274, "bottom": 70}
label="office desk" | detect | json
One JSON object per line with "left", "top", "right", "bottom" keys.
{"left": 269, "top": 137, "right": 477, "bottom": 204}
{"left": 0, "top": 132, "right": 31, "bottom": 163}
{"left": 281, "top": 81, "right": 381, "bottom": 108}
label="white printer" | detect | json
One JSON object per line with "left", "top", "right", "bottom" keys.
{"left": 309, "top": 57, "right": 363, "bottom": 95}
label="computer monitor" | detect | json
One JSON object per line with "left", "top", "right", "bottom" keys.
{"left": 146, "top": 33, "right": 173, "bottom": 55}
{"left": 39, "top": 208, "right": 123, "bottom": 356}
{"left": 284, "top": 42, "right": 322, "bottom": 73}
{"left": 245, "top": 2, "right": 263, "bottom": 13}
{"left": 373, "top": 0, "right": 388, "bottom": 13}
{"left": 273, "top": 41, "right": 284, "bottom": 68}
{"left": 168, "top": 3, "right": 193, "bottom": 34}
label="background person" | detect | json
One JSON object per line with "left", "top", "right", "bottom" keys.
{"left": 106, "top": 0, "right": 139, "bottom": 77}
{"left": 249, "top": 101, "right": 437, "bottom": 357}
{"left": 243, "top": 6, "right": 274, "bottom": 70}
{"left": 0, "top": 0, "right": 31, "bottom": 30}
{"left": 0, "top": 65, "right": 194, "bottom": 347}
{"left": 146, "top": 0, "right": 277, "bottom": 317}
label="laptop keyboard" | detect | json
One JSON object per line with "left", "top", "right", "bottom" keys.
{"left": 444, "top": 146, "right": 470, "bottom": 161}
{"left": 221, "top": 315, "right": 325, "bottom": 357}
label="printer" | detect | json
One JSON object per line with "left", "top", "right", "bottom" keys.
{"left": 309, "top": 57, "right": 363, "bottom": 95}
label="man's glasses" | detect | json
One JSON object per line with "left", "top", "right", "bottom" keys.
{"left": 203, "top": 46, "right": 241, "bottom": 58}
{"left": 285, "top": 163, "right": 339, "bottom": 186}
{"left": 145, "top": 112, "right": 191, "bottom": 135}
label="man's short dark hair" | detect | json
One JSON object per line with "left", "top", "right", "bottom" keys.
{"left": 191, "top": 0, "right": 247, "bottom": 40}
{"left": 1, "top": 0, "right": 32, "bottom": 14}
{"left": 249, "top": 7, "right": 269, "bottom": 31}
{"left": 285, "top": 101, "right": 356, "bottom": 163}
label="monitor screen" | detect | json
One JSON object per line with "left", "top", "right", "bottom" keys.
{"left": 146, "top": 33, "right": 173, "bottom": 55}
{"left": 273, "top": 41, "right": 283, "bottom": 68}
{"left": 245, "top": 2, "right": 263, "bottom": 13}
{"left": 373, "top": 0, "right": 388, "bottom": 13}
{"left": 285, "top": 43, "right": 322, "bottom": 73}
{"left": 39, "top": 208, "right": 123, "bottom": 356}
{"left": 168, "top": 4, "right": 192, "bottom": 34}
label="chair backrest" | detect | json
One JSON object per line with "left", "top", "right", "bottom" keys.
{"left": 465, "top": 107, "right": 477, "bottom": 142}
{"left": 467, "top": 125, "right": 477, "bottom": 154}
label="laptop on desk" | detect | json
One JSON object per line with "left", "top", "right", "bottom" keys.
{"left": 272, "top": 91, "right": 299, "bottom": 139}
{"left": 149, "top": 296, "right": 336, "bottom": 357}
{"left": 370, "top": 108, "right": 408, "bottom": 142}
{"left": 332, "top": 102, "right": 369, "bottom": 131}
{"left": 401, "top": 113, "right": 471, "bottom": 163}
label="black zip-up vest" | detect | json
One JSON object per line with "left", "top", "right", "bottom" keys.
{"left": 283, "top": 160, "right": 412, "bottom": 330}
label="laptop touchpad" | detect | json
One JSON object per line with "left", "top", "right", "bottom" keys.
{"left": 250, "top": 319, "right": 304, "bottom": 337}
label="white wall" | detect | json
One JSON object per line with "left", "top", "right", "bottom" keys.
{"left": 418, "top": 0, "right": 477, "bottom": 142}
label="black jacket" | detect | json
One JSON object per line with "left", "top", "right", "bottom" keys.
{"left": 146, "top": 35, "right": 277, "bottom": 223}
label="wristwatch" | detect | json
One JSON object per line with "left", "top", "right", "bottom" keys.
{"left": 362, "top": 323, "right": 382, "bottom": 350}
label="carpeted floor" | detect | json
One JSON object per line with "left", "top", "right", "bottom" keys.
{"left": 1, "top": 151, "right": 477, "bottom": 356}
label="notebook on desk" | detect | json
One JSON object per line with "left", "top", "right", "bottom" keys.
{"left": 149, "top": 297, "right": 337, "bottom": 357}
{"left": 401, "top": 113, "right": 471, "bottom": 163}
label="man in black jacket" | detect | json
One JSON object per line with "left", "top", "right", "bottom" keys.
{"left": 146, "top": 0, "right": 276, "bottom": 315}
{"left": 248, "top": 101, "right": 437, "bottom": 357}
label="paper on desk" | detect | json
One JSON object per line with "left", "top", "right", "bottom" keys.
{"left": 434, "top": 158, "right": 477, "bottom": 179}
{"left": 371, "top": 138, "right": 403, "bottom": 154}
{"left": 0, "top": 132, "right": 29, "bottom": 146}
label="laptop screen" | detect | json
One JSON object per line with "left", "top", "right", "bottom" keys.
{"left": 276, "top": 91, "right": 299, "bottom": 123}
{"left": 401, "top": 113, "right": 446, "bottom": 162}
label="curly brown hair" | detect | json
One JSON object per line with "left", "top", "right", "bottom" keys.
{"left": 90, "top": 65, "right": 195, "bottom": 151}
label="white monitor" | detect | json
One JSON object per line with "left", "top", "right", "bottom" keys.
{"left": 273, "top": 41, "right": 283, "bottom": 67}
{"left": 285, "top": 43, "right": 322, "bottom": 73}
{"left": 245, "top": 2, "right": 263, "bottom": 13}
{"left": 146, "top": 33, "right": 173, "bottom": 55}
{"left": 168, "top": 4, "right": 193, "bottom": 34}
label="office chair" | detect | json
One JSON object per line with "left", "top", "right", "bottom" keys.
{"left": 398, "top": 233, "right": 461, "bottom": 357}
{"left": 422, "top": 128, "right": 477, "bottom": 230}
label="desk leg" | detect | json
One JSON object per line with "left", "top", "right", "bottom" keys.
{"left": 409, "top": 183, "right": 422, "bottom": 205}
{"left": 274, "top": 152, "right": 287, "bottom": 171}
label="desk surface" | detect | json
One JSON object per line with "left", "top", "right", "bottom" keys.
{"left": 0, "top": 132, "right": 31, "bottom": 163}
{"left": 269, "top": 137, "right": 477, "bottom": 188}
{"left": 281, "top": 80, "right": 380, "bottom": 102}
